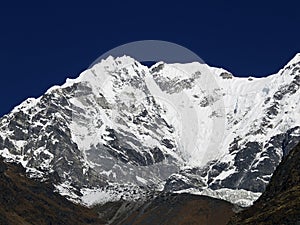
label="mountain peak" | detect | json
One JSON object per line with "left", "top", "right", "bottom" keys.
{"left": 92, "top": 55, "right": 140, "bottom": 69}
{"left": 285, "top": 53, "right": 300, "bottom": 68}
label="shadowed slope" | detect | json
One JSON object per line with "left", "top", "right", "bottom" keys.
{"left": 0, "top": 157, "right": 104, "bottom": 225}
{"left": 228, "top": 141, "right": 300, "bottom": 225}
{"left": 107, "top": 193, "right": 236, "bottom": 225}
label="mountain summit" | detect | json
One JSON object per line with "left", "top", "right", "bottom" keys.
{"left": 285, "top": 53, "right": 300, "bottom": 68}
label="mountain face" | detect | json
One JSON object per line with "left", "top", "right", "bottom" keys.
{"left": 228, "top": 140, "right": 300, "bottom": 224}
{"left": 0, "top": 54, "right": 300, "bottom": 207}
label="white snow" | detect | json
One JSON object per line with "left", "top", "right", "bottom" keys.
{"left": 175, "top": 187, "right": 261, "bottom": 207}
{"left": 81, "top": 188, "right": 118, "bottom": 206}
{"left": 285, "top": 53, "right": 300, "bottom": 68}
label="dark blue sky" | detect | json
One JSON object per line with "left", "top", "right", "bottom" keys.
{"left": 0, "top": 1, "right": 300, "bottom": 116}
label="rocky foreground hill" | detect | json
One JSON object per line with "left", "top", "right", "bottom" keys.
{"left": 0, "top": 156, "right": 104, "bottom": 225}
{"left": 228, "top": 141, "right": 300, "bottom": 224}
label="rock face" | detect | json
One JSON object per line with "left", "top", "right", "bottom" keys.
{"left": 228, "top": 141, "right": 300, "bottom": 225}
{"left": 0, "top": 54, "right": 300, "bottom": 206}
{"left": 0, "top": 157, "right": 104, "bottom": 225}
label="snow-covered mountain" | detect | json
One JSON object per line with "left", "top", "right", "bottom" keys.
{"left": 0, "top": 54, "right": 299, "bottom": 207}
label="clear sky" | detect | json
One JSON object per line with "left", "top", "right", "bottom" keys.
{"left": 0, "top": 1, "right": 300, "bottom": 116}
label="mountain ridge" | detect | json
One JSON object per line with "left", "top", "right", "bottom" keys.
{"left": 0, "top": 54, "right": 299, "bottom": 207}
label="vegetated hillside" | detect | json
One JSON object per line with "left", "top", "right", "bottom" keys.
{"left": 0, "top": 157, "right": 104, "bottom": 225}
{"left": 228, "top": 141, "right": 300, "bottom": 225}
{"left": 101, "top": 193, "right": 237, "bottom": 225}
